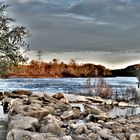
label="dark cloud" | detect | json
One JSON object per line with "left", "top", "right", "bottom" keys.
{"left": 6, "top": 0, "right": 140, "bottom": 67}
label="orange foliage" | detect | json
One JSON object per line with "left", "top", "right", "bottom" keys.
{"left": 10, "top": 60, "right": 111, "bottom": 78}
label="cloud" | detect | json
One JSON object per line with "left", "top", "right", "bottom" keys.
{"left": 6, "top": 0, "right": 140, "bottom": 67}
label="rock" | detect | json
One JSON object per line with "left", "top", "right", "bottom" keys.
{"left": 71, "top": 134, "right": 90, "bottom": 140}
{"left": 105, "top": 99, "right": 113, "bottom": 105}
{"left": 9, "top": 115, "right": 38, "bottom": 131}
{"left": 70, "top": 103, "right": 85, "bottom": 113}
{"left": 43, "top": 94, "right": 71, "bottom": 110}
{"left": 25, "top": 107, "right": 49, "bottom": 119}
{"left": 118, "top": 102, "right": 129, "bottom": 107}
{"left": 8, "top": 98, "right": 23, "bottom": 116}
{"left": 88, "top": 133, "right": 102, "bottom": 140}
{"left": 63, "top": 136, "right": 74, "bottom": 140}
{"left": 60, "top": 110, "right": 76, "bottom": 120}
{"left": 96, "top": 128, "right": 114, "bottom": 139}
{"left": 39, "top": 122, "right": 65, "bottom": 136}
{"left": 7, "top": 129, "right": 48, "bottom": 140}
{"left": 129, "top": 133, "right": 140, "bottom": 140}
{"left": 60, "top": 98, "right": 69, "bottom": 104}
{"left": 85, "top": 96, "right": 104, "bottom": 103}
{"left": 64, "top": 94, "right": 90, "bottom": 103}
{"left": 12, "top": 90, "right": 33, "bottom": 96}
{"left": 74, "top": 125, "right": 92, "bottom": 135}
{"left": 52, "top": 93, "right": 64, "bottom": 100}
{"left": 43, "top": 114, "right": 63, "bottom": 125}
{"left": 84, "top": 104, "right": 108, "bottom": 118}
{"left": 86, "top": 122, "right": 102, "bottom": 131}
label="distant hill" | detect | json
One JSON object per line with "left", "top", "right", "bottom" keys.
{"left": 111, "top": 64, "right": 140, "bottom": 77}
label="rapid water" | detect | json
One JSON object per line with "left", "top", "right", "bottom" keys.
{"left": 0, "top": 77, "right": 138, "bottom": 94}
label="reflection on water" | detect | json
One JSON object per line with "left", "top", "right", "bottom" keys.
{"left": 97, "top": 105, "right": 140, "bottom": 118}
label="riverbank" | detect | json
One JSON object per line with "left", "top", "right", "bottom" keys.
{"left": 1, "top": 90, "right": 140, "bottom": 140}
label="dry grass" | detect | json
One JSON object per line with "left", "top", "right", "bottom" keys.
{"left": 84, "top": 78, "right": 113, "bottom": 98}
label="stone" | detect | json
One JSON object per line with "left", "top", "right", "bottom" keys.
{"left": 84, "top": 104, "right": 108, "bottom": 118}
{"left": 71, "top": 134, "right": 90, "bottom": 140}
{"left": 25, "top": 108, "right": 49, "bottom": 119}
{"left": 74, "top": 125, "right": 92, "bottom": 135}
{"left": 60, "top": 98, "right": 69, "bottom": 104}
{"left": 70, "top": 103, "right": 85, "bottom": 113}
{"left": 105, "top": 99, "right": 113, "bottom": 105}
{"left": 40, "top": 122, "right": 65, "bottom": 136}
{"left": 88, "top": 133, "right": 102, "bottom": 140}
{"left": 86, "top": 122, "right": 102, "bottom": 131}
{"left": 43, "top": 114, "right": 63, "bottom": 125}
{"left": 85, "top": 96, "right": 104, "bottom": 103}
{"left": 129, "top": 133, "right": 140, "bottom": 140}
{"left": 12, "top": 90, "right": 33, "bottom": 96}
{"left": 52, "top": 93, "right": 64, "bottom": 100}
{"left": 118, "top": 102, "right": 129, "bottom": 107}
{"left": 7, "top": 129, "right": 48, "bottom": 140}
{"left": 63, "top": 136, "right": 74, "bottom": 140}
{"left": 9, "top": 115, "right": 38, "bottom": 131}
{"left": 96, "top": 128, "right": 114, "bottom": 139}
{"left": 60, "top": 110, "right": 76, "bottom": 120}
{"left": 64, "top": 94, "right": 90, "bottom": 103}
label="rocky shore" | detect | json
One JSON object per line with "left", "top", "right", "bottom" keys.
{"left": 0, "top": 90, "right": 140, "bottom": 140}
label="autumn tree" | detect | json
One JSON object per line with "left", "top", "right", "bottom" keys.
{"left": 0, "top": 3, "right": 30, "bottom": 77}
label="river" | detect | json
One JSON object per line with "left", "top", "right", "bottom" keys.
{"left": 0, "top": 77, "right": 138, "bottom": 94}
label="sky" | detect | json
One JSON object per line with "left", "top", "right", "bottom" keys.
{"left": 6, "top": 0, "right": 140, "bottom": 69}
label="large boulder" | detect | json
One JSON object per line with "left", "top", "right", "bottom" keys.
{"left": 40, "top": 122, "right": 65, "bottom": 136}
{"left": 7, "top": 129, "right": 48, "bottom": 140}
{"left": 129, "top": 133, "right": 140, "bottom": 140}
{"left": 9, "top": 115, "right": 38, "bottom": 131}
{"left": 64, "top": 94, "right": 90, "bottom": 103}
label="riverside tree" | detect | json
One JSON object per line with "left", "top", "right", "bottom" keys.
{"left": 0, "top": 3, "right": 30, "bottom": 77}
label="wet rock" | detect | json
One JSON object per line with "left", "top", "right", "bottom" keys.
{"left": 40, "top": 122, "right": 65, "bottom": 136}
{"left": 129, "top": 133, "right": 140, "bottom": 140}
{"left": 9, "top": 115, "right": 38, "bottom": 131}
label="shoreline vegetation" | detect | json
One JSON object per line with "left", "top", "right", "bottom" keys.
{"left": 4, "top": 60, "right": 140, "bottom": 78}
